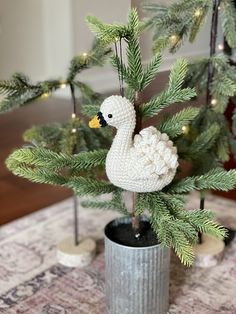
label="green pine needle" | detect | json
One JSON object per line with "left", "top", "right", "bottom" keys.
{"left": 168, "top": 168, "right": 236, "bottom": 193}
{"left": 159, "top": 107, "right": 200, "bottom": 138}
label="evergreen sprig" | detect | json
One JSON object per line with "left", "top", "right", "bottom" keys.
{"left": 141, "top": 59, "right": 196, "bottom": 117}
{"left": 81, "top": 191, "right": 129, "bottom": 215}
{"left": 6, "top": 147, "right": 108, "bottom": 172}
{"left": 159, "top": 107, "right": 200, "bottom": 138}
{"left": 0, "top": 41, "right": 111, "bottom": 113}
{"left": 167, "top": 168, "right": 236, "bottom": 193}
{"left": 220, "top": 0, "right": 236, "bottom": 48}
{"left": 143, "top": 191, "right": 225, "bottom": 266}
{"left": 67, "top": 177, "right": 119, "bottom": 196}
{"left": 144, "top": 0, "right": 236, "bottom": 52}
{"left": 0, "top": 74, "right": 60, "bottom": 112}
{"left": 23, "top": 118, "right": 110, "bottom": 155}
{"left": 67, "top": 40, "right": 112, "bottom": 82}
{"left": 2, "top": 7, "right": 234, "bottom": 267}
{"left": 142, "top": 53, "right": 162, "bottom": 89}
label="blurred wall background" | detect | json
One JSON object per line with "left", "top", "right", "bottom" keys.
{"left": 0, "top": 0, "right": 214, "bottom": 93}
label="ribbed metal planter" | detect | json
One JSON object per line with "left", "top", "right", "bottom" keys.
{"left": 104, "top": 217, "right": 170, "bottom": 314}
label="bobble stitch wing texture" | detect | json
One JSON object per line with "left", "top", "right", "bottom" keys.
{"left": 128, "top": 126, "right": 178, "bottom": 182}
{"left": 102, "top": 95, "right": 179, "bottom": 192}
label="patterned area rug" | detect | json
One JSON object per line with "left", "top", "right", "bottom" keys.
{"left": 0, "top": 193, "right": 236, "bottom": 314}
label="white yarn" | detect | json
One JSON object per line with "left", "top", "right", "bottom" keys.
{"left": 100, "top": 95, "right": 179, "bottom": 193}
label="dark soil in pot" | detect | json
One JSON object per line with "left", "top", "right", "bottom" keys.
{"left": 105, "top": 219, "right": 159, "bottom": 247}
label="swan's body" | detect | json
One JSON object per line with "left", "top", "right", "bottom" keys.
{"left": 89, "top": 95, "right": 178, "bottom": 193}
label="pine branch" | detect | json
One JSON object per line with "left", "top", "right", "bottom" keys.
{"left": 168, "top": 59, "right": 188, "bottom": 91}
{"left": 70, "top": 149, "right": 108, "bottom": 170}
{"left": 6, "top": 164, "right": 68, "bottom": 186}
{"left": 6, "top": 147, "right": 108, "bottom": 173}
{"left": 177, "top": 209, "right": 225, "bottom": 239}
{"left": 141, "top": 88, "right": 196, "bottom": 118}
{"left": 216, "top": 134, "right": 230, "bottom": 162}
{"left": 86, "top": 16, "right": 127, "bottom": 45}
{"left": 143, "top": 0, "right": 212, "bottom": 52}
{"left": 68, "top": 177, "right": 119, "bottom": 196}
{"left": 23, "top": 124, "right": 62, "bottom": 151}
{"left": 6, "top": 148, "right": 69, "bottom": 169}
{"left": 74, "top": 81, "right": 102, "bottom": 104}
{"left": 67, "top": 40, "right": 111, "bottom": 81}
{"left": 187, "top": 123, "right": 220, "bottom": 156}
{"left": 0, "top": 74, "right": 56, "bottom": 112}
{"left": 166, "top": 177, "right": 196, "bottom": 194}
{"left": 127, "top": 8, "right": 141, "bottom": 36}
{"left": 167, "top": 168, "right": 236, "bottom": 193}
{"left": 81, "top": 104, "right": 101, "bottom": 117}
{"left": 149, "top": 195, "right": 195, "bottom": 266}
{"left": 159, "top": 107, "right": 200, "bottom": 138}
{"left": 141, "top": 53, "right": 162, "bottom": 89}
{"left": 189, "top": 4, "right": 209, "bottom": 42}
{"left": 141, "top": 59, "right": 196, "bottom": 117}
{"left": 82, "top": 191, "right": 129, "bottom": 215}
{"left": 126, "top": 36, "right": 143, "bottom": 90}
{"left": 220, "top": 0, "right": 236, "bottom": 48}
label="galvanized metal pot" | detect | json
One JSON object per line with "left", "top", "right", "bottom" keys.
{"left": 104, "top": 217, "right": 170, "bottom": 314}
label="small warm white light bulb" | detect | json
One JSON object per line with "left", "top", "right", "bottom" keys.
{"left": 211, "top": 99, "right": 217, "bottom": 106}
{"left": 115, "top": 37, "right": 119, "bottom": 42}
{"left": 82, "top": 52, "right": 88, "bottom": 57}
{"left": 182, "top": 125, "right": 190, "bottom": 134}
{"left": 71, "top": 113, "right": 76, "bottom": 119}
{"left": 218, "top": 6, "right": 221, "bottom": 10}
{"left": 218, "top": 43, "right": 224, "bottom": 51}
{"left": 194, "top": 9, "right": 202, "bottom": 17}
{"left": 170, "top": 35, "right": 178, "bottom": 44}
{"left": 60, "top": 83, "right": 67, "bottom": 89}
{"left": 41, "top": 92, "right": 50, "bottom": 99}
{"left": 71, "top": 128, "right": 77, "bottom": 133}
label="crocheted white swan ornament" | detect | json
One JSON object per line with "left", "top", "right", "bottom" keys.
{"left": 89, "top": 95, "right": 178, "bottom": 193}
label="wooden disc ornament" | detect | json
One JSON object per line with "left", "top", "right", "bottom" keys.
{"left": 193, "top": 234, "right": 225, "bottom": 268}
{"left": 57, "top": 237, "right": 96, "bottom": 268}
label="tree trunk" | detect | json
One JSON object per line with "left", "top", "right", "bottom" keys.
{"left": 131, "top": 91, "right": 143, "bottom": 235}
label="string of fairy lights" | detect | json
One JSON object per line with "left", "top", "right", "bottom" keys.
{"left": 40, "top": 51, "right": 91, "bottom": 136}
{"left": 40, "top": 51, "right": 89, "bottom": 103}
{"left": 172, "top": 4, "right": 224, "bottom": 134}
{"left": 40, "top": 4, "right": 224, "bottom": 137}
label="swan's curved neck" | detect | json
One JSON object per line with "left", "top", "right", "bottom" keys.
{"left": 111, "top": 119, "right": 135, "bottom": 156}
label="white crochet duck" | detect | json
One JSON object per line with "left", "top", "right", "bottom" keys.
{"left": 89, "top": 95, "right": 178, "bottom": 193}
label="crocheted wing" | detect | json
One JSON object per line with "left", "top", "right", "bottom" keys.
{"left": 128, "top": 126, "right": 178, "bottom": 180}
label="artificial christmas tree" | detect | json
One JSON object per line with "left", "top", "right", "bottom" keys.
{"left": 1, "top": 7, "right": 236, "bottom": 314}
{"left": 0, "top": 41, "right": 112, "bottom": 267}
{"left": 144, "top": 0, "right": 236, "bottom": 168}
{"left": 144, "top": 0, "right": 236, "bottom": 265}
{"left": 85, "top": 9, "right": 236, "bottom": 313}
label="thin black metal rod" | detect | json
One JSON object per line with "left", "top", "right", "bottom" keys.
{"left": 69, "top": 82, "right": 79, "bottom": 246}
{"left": 114, "top": 42, "right": 123, "bottom": 95}
{"left": 119, "top": 38, "right": 124, "bottom": 97}
{"left": 206, "top": 0, "right": 221, "bottom": 106}
{"left": 69, "top": 83, "right": 77, "bottom": 115}
{"left": 73, "top": 193, "right": 79, "bottom": 246}
{"left": 199, "top": 0, "right": 220, "bottom": 244}
{"left": 198, "top": 197, "right": 205, "bottom": 244}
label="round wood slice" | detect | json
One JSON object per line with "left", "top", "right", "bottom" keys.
{"left": 193, "top": 234, "right": 225, "bottom": 268}
{"left": 57, "top": 237, "right": 96, "bottom": 268}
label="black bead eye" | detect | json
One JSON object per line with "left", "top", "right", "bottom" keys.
{"left": 108, "top": 114, "right": 113, "bottom": 118}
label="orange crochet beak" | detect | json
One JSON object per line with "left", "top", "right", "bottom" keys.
{"left": 89, "top": 115, "right": 101, "bottom": 128}
{"left": 89, "top": 112, "right": 107, "bottom": 128}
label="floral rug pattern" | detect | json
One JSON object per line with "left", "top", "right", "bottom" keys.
{"left": 0, "top": 193, "right": 235, "bottom": 313}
